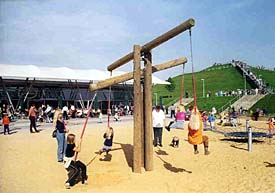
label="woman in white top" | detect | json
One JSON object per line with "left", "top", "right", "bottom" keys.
{"left": 152, "top": 106, "right": 166, "bottom": 147}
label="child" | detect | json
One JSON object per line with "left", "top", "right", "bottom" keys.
{"left": 64, "top": 134, "right": 87, "bottom": 189}
{"left": 188, "top": 108, "right": 210, "bottom": 155}
{"left": 166, "top": 104, "right": 186, "bottom": 131}
{"left": 114, "top": 112, "right": 120, "bottom": 121}
{"left": 2, "top": 114, "right": 10, "bottom": 135}
{"left": 99, "top": 127, "right": 114, "bottom": 155}
{"left": 202, "top": 111, "right": 208, "bottom": 130}
{"left": 170, "top": 136, "right": 179, "bottom": 148}
{"left": 268, "top": 118, "right": 275, "bottom": 136}
{"left": 208, "top": 113, "right": 215, "bottom": 129}
{"left": 97, "top": 110, "right": 103, "bottom": 123}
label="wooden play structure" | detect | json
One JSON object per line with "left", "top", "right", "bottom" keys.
{"left": 89, "top": 18, "right": 195, "bottom": 173}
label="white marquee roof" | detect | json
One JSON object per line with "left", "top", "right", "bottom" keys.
{"left": 0, "top": 64, "right": 170, "bottom": 85}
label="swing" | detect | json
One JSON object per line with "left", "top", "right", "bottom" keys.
{"left": 165, "top": 37, "right": 187, "bottom": 131}
{"left": 187, "top": 28, "right": 210, "bottom": 155}
{"left": 74, "top": 93, "right": 97, "bottom": 160}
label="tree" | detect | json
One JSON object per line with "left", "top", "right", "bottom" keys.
{"left": 165, "top": 77, "right": 175, "bottom": 92}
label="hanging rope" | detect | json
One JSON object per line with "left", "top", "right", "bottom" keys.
{"left": 75, "top": 93, "right": 97, "bottom": 160}
{"left": 189, "top": 28, "right": 197, "bottom": 110}
{"left": 107, "top": 71, "right": 112, "bottom": 128}
{"left": 179, "top": 63, "right": 185, "bottom": 104}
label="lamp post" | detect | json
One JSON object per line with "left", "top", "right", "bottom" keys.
{"left": 154, "top": 93, "right": 158, "bottom": 106}
{"left": 201, "top": 79, "right": 205, "bottom": 97}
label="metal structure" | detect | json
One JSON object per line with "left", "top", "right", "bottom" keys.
{"left": 0, "top": 77, "right": 133, "bottom": 114}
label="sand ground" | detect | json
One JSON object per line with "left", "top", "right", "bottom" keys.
{"left": 1, "top": 116, "right": 275, "bottom": 193}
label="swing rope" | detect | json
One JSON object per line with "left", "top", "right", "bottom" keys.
{"left": 179, "top": 63, "right": 185, "bottom": 104}
{"left": 107, "top": 71, "right": 112, "bottom": 128}
{"left": 75, "top": 93, "right": 97, "bottom": 160}
{"left": 189, "top": 28, "right": 197, "bottom": 110}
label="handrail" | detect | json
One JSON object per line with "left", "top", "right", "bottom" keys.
{"left": 218, "top": 95, "right": 241, "bottom": 113}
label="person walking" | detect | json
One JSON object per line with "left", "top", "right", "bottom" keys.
{"left": 152, "top": 105, "right": 166, "bottom": 147}
{"left": 29, "top": 104, "right": 39, "bottom": 133}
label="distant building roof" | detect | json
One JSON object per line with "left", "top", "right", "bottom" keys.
{"left": 0, "top": 64, "right": 170, "bottom": 85}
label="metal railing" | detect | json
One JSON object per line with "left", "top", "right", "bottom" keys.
{"left": 218, "top": 95, "right": 241, "bottom": 113}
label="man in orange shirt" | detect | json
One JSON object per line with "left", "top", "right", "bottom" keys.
{"left": 29, "top": 104, "right": 39, "bottom": 133}
{"left": 2, "top": 114, "right": 10, "bottom": 135}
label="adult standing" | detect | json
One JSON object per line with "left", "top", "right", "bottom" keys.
{"left": 62, "top": 105, "right": 69, "bottom": 120}
{"left": 152, "top": 105, "right": 166, "bottom": 147}
{"left": 29, "top": 104, "right": 39, "bottom": 133}
{"left": 53, "top": 106, "right": 62, "bottom": 127}
{"left": 56, "top": 113, "right": 69, "bottom": 162}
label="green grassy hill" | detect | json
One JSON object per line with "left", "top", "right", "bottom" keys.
{"left": 250, "top": 94, "right": 275, "bottom": 116}
{"left": 250, "top": 67, "right": 275, "bottom": 88}
{"left": 153, "top": 64, "right": 252, "bottom": 109}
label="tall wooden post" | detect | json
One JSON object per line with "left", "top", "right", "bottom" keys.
{"left": 133, "top": 45, "right": 142, "bottom": 173}
{"left": 140, "top": 81, "right": 145, "bottom": 168}
{"left": 143, "top": 51, "right": 153, "bottom": 171}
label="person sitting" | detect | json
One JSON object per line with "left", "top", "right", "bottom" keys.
{"left": 188, "top": 108, "right": 210, "bottom": 155}
{"left": 114, "top": 112, "right": 120, "bottom": 121}
{"left": 165, "top": 104, "right": 186, "bottom": 131}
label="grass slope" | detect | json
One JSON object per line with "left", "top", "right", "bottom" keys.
{"left": 250, "top": 94, "right": 275, "bottom": 115}
{"left": 153, "top": 64, "right": 252, "bottom": 107}
{"left": 188, "top": 96, "right": 236, "bottom": 112}
{"left": 250, "top": 67, "right": 275, "bottom": 88}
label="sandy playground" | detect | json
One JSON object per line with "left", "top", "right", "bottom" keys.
{"left": 1, "top": 116, "right": 275, "bottom": 193}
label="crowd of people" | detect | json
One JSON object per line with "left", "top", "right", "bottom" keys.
{"left": 233, "top": 60, "right": 266, "bottom": 90}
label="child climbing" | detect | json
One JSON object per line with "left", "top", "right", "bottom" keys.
{"left": 64, "top": 133, "right": 87, "bottom": 189}
{"left": 99, "top": 127, "right": 114, "bottom": 155}
{"left": 188, "top": 108, "right": 210, "bottom": 155}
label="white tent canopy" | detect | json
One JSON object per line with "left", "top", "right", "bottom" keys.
{"left": 0, "top": 64, "right": 170, "bottom": 85}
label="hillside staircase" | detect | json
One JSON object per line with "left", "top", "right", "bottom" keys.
{"left": 231, "top": 60, "right": 266, "bottom": 90}
{"left": 222, "top": 94, "right": 266, "bottom": 113}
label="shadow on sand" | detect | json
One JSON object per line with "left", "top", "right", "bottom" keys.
{"left": 0, "top": 127, "right": 22, "bottom": 135}
{"left": 155, "top": 147, "right": 169, "bottom": 155}
{"left": 113, "top": 142, "right": 133, "bottom": 168}
{"left": 99, "top": 154, "right": 112, "bottom": 162}
{"left": 156, "top": 155, "right": 192, "bottom": 174}
{"left": 264, "top": 162, "right": 275, "bottom": 167}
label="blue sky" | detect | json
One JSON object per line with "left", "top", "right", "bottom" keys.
{"left": 1, "top": 0, "right": 274, "bottom": 80}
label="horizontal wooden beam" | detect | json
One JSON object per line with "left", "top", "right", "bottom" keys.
{"left": 107, "top": 18, "right": 195, "bottom": 71}
{"left": 89, "top": 57, "right": 187, "bottom": 91}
